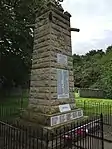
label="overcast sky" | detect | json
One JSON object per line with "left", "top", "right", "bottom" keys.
{"left": 62, "top": 0, "right": 112, "bottom": 55}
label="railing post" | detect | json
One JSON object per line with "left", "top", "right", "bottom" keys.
{"left": 101, "top": 113, "right": 104, "bottom": 149}
{"left": 84, "top": 100, "right": 86, "bottom": 115}
{"left": 46, "top": 131, "right": 49, "bottom": 149}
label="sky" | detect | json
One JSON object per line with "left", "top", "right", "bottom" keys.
{"left": 62, "top": 0, "right": 112, "bottom": 55}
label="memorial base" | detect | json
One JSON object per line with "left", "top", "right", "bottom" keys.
{"left": 21, "top": 108, "right": 83, "bottom": 127}
{"left": 19, "top": 111, "right": 87, "bottom": 137}
{"left": 18, "top": 113, "right": 87, "bottom": 149}
{"left": 18, "top": 108, "right": 86, "bottom": 149}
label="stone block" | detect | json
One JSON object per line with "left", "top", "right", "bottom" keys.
{"left": 22, "top": 109, "right": 83, "bottom": 127}
{"left": 29, "top": 98, "right": 75, "bottom": 106}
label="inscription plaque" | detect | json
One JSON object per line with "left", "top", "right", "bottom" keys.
{"left": 60, "top": 114, "right": 66, "bottom": 123}
{"left": 57, "top": 53, "right": 67, "bottom": 65}
{"left": 51, "top": 110, "right": 83, "bottom": 126}
{"left": 57, "top": 69, "right": 69, "bottom": 99}
{"left": 51, "top": 116, "right": 60, "bottom": 126}
{"left": 59, "top": 104, "right": 71, "bottom": 113}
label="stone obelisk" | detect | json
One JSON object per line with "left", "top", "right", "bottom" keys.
{"left": 23, "top": 0, "right": 83, "bottom": 128}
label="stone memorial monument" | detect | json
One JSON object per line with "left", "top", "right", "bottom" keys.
{"left": 23, "top": 0, "right": 83, "bottom": 128}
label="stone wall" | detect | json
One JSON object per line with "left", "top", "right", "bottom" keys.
{"left": 79, "top": 88, "right": 104, "bottom": 98}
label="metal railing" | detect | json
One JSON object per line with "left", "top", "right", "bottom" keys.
{"left": 0, "top": 114, "right": 104, "bottom": 149}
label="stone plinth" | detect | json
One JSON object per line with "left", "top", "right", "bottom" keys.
{"left": 22, "top": 2, "right": 83, "bottom": 128}
{"left": 23, "top": 108, "right": 83, "bottom": 126}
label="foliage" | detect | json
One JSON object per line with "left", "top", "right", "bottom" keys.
{"left": 0, "top": 0, "right": 44, "bottom": 89}
{"left": 73, "top": 45, "right": 112, "bottom": 98}
{"left": 73, "top": 50, "right": 103, "bottom": 88}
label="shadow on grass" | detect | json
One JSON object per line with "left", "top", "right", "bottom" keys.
{"left": 0, "top": 96, "right": 28, "bottom": 120}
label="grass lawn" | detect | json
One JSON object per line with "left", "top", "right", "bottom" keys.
{"left": 76, "top": 97, "right": 112, "bottom": 104}
{"left": 0, "top": 96, "right": 28, "bottom": 108}
{"left": 0, "top": 96, "right": 28, "bottom": 120}
{"left": 75, "top": 93, "right": 112, "bottom": 116}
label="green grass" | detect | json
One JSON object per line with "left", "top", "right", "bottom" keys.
{"left": 75, "top": 93, "right": 112, "bottom": 116}
{"left": 0, "top": 96, "right": 28, "bottom": 120}
{"left": 0, "top": 97, "right": 28, "bottom": 108}
{"left": 76, "top": 97, "right": 112, "bottom": 104}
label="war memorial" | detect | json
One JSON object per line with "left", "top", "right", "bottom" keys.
{"left": 22, "top": 0, "right": 83, "bottom": 131}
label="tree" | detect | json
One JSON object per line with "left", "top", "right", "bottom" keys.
{"left": 73, "top": 46, "right": 112, "bottom": 98}
{"left": 73, "top": 50, "right": 103, "bottom": 88}
{"left": 98, "top": 50, "right": 112, "bottom": 98}
{"left": 0, "top": 0, "right": 44, "bottom": 89}
{"left": 106, "top": 45, "right": 112, "bottom": 53}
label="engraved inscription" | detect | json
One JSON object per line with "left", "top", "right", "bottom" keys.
{"left": 51, "top": 110, "right": 83, "bottom": 126}
{"left": 60, "top": 114, "right": 66, "bottom": 123}
{"left": 59, "top": 104, "right": 71, "bottom": 113}
{"left": 57, "top": 69, "right": 69, "bottom": 99}
{"left": 51, "top": 116, "right": 60, "bottom": 126}
{"left": 57, "top": 53, "right": 67, "bottom": 65}
{"left": 66, "top": 113, "right": 71, "bottom": 121}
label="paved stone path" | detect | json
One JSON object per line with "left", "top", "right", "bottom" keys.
{"left": 103, "top": 124, "right": 112, "bottom": 149}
